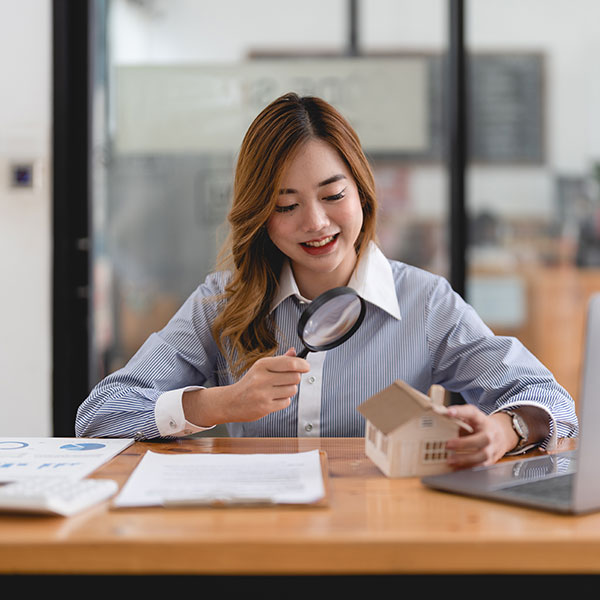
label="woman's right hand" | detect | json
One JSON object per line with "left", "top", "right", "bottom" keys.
{"left": 183, "top": 348, "right": 310, "bottom": 426}
{"left": 227, "top": 348, "right": 310, "bottom": 421}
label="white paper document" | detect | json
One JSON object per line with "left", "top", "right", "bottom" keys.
{"left": 0, "top": 437, "right": 133, "bottom": 482}
{"left": 113, "top": 449, "right": 326, "bottom": 507}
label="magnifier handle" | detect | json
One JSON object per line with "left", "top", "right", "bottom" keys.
{"left": 297, "top": 347, "right": 309, "bottom": 359}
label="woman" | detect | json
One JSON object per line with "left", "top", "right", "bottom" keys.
{"left": 76, "top": 92, "right": 578, "bottom": 468}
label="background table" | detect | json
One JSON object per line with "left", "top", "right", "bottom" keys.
{"left": 0, "top": 436, "right": 595, "bottom": 576}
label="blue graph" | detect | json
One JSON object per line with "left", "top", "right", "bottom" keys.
{"left": 0, "top": 441, "right": 29, "bottom": 450}
{"left": 59, "top": 443, "right": 106, "bottom": 451}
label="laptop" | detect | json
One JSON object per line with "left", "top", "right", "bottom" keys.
{"left": 421, "top": 292, "right": 600, "bottom": 514}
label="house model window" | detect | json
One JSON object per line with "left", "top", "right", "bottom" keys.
{"left": 357, "top": 380, "right": 472, "bottom": 478}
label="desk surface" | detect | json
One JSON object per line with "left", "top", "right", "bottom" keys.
{"left": 0, "top": 436, "right": 596, "bottom": 576}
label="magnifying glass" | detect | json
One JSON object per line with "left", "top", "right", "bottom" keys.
{"left": 296, "top": 287, "right": 366, "bottom": 359}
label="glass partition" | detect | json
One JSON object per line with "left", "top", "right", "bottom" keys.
{"left": 466, "top": 0, "right": 600, "bottom": 402}
{"left": 90, "top": 0, "right": 449, "bottom": 383}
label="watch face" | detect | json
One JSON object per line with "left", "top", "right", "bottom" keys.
{"left": 517, "top": 415, "right": 529, "bottom": 439}
{"left": 513, "top": 413, "right": 529, "bottom": 443}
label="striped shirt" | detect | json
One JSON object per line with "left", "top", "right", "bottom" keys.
{"left": 76, "top": 243, "right": 578, "bottom": 448}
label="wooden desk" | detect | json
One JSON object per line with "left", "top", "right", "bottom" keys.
{"left": 0, "top": 437, "right": 595, "bottom": 576}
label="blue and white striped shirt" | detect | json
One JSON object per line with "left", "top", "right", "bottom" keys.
{"left": 76, "top": 243, "right": 578, "bottom": 448}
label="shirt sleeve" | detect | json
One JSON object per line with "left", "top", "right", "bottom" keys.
{"left": 75, "top": 273, "right": 226, "bottom": 440}
{"left": 155, "top": 387, "right": 215, "bottom": 437}
{"left": 425, "top": 276, "right": 579, "bottom": 450}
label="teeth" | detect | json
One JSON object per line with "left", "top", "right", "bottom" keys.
{"left": 304, "top": 235, "right": 336, "bottom": 247}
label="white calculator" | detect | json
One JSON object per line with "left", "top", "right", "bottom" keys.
{"left": 0, "top": 477, "right": 119, "bottom": 516}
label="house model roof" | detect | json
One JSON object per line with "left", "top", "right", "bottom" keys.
{"left": 357, "top": 379, "right": 472, "bottom": 436}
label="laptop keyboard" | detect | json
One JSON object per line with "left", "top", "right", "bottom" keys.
{"left": 500, "top": 473, "right": 574, "bottom": 504}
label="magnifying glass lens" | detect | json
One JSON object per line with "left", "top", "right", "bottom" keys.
{"left": 303, "top": 295, "right": 363, "bottom": 347}
{"left": 297, "top": 287, "right": 366, "bottom": 357}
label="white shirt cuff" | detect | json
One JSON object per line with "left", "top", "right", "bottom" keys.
{"left": 155, "top": 386, "right": 216, "bottom": 437}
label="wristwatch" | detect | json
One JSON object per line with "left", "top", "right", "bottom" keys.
{"left": 504, "top": 410, "right": 530, "bottom": 452}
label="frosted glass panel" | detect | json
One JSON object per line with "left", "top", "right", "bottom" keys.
{"left": 466, "top": 0, "right": 600, "bottom": 401}
{"left": 90, "top": 0, "right": 448, "bottom": 384}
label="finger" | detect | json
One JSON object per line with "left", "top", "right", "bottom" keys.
{"left": 447, "top": 449, "right": 490, "bottom": 469}
{"left": 284, "top": 348, "right": 297, "bottom": 357}
{"left": 447, "top": 404, "right": 487, "bottom": 427}
{"left": 447, "top": 433, "right": 504, "bottom": 468}
{"left": 247, "top": 396, "right": 292, "bottom": 419}
{"left": 446, "top": 431, "right": 488, "bottom": 453}
{"left": 263, "top": 355, "right": 310, "bottom": 373}
{"left": 258, "top": 365, "right": 303, "bottom": 384}
{"left": 447, "top": 406, "right": 488, "bottom": 438}
{"left": 267, "top": 372, "right": 302, "bottom": 388}
{"left": 269, "top": 385, "right": 299, "bottom": 401}
{"left": 271, "top": 397, "right": 292, "bottom": 410}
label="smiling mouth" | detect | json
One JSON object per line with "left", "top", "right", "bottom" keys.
{"left": 301, "top": 234, "right": 339, "bottom": 248}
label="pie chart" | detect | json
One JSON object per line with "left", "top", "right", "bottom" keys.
{"left": 0, "top": 441, "right": 29, "bottom": 450}
{"left": 59, "top": 443, "right": 106, "bottom": 451}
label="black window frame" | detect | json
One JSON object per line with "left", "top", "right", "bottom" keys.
{"left": 52, "top": 0, "right": 92, "bottom": 435}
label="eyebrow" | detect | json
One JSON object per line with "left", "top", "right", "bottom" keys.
{"left": 279, "top": 174, "right": 347, "bottom": 195}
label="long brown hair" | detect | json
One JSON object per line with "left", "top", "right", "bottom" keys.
{"left": 212, "top": 92, "right": 378, "bottom": 377}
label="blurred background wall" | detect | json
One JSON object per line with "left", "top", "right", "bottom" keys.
{"left": 2, "top": 0, "right": 600, "bottom": 435}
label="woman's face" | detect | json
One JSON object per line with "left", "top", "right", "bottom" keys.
{"left": 266, "top": 139, "right": 364, "bottom": 299}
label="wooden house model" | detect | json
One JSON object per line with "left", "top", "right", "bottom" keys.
{"left": 357, "top": 380, "right": 473, "bottom": 478}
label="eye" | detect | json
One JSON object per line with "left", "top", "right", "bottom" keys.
{"left": 274, "top": 204, "right": 297, "bottom": 213}
{"left": 324, "top": 190, "right": 345, "bottom": 201}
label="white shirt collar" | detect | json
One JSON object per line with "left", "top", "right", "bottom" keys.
{"left": 270, "top": 241, "right": 402, "bottom": 320}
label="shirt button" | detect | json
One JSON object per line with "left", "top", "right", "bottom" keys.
{"left": 308, "top": 376, "right": 316, "bottom": 384}
{"left": 305, "top": 423, "right": 313, "bottom": 432}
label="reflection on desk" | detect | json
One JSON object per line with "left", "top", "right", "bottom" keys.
{"left": 1, "top": 436, "right": 597, "bottom": 576}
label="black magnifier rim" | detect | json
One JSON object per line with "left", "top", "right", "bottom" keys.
{"left": 297, "top": 286, "right": 366, "bottom": 353}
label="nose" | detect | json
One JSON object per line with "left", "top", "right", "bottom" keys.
{"left": 302, "top": 200, "right": 330, "bottom": 233}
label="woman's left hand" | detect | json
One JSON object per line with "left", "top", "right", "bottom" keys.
{"left": 444, "top": 405, "right": 518, "bottom": 469}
